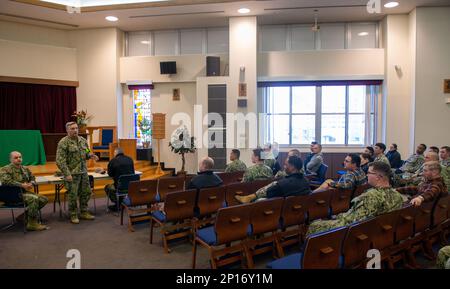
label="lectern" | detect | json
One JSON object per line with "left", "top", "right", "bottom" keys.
{"left": 152, "top": 113, "right": 166, "bottom": 175}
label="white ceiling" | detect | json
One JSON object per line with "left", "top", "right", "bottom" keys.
{"left": 0, "top": 0, "right": 449, "bottom": 31}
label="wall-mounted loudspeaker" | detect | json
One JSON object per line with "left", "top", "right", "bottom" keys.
{"left": 206, "top": 56, "right": 220, "bottom": 76}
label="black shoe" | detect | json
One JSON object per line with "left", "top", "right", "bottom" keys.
{"left": 108, "top": 205, "right": 118, "bottom": 212}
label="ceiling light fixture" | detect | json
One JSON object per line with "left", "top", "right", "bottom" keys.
{"left": 105, "top": 16, "right": 118, "bottom": 22}
{"left": 358, "top": 32, "right": 369, "bottom": 36}
{"left": 238, "top": 8, "right": 250, "bottom": 14}
{"left": 311, "top": 9, "right": 320, "bottom": 32}
{"left": 141, "top": 41, "right": 150, "bottom": 44}
{"left": 384, "top": 2, "right": 399, "bottom": 8}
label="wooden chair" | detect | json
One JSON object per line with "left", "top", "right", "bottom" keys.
{"left": 342, "top": 218, "right": 377, "bottom": 268}
{"left": 157, "top": 176, "right": 185, "bottom": 202}
{"left": 245, "top": 198, "right": 284, "bottom": 268}
{"left": 352, "top": 183, "right": 371, "bottom": 199}
{"left": 388, "top": 205, "right": 417, "bottom": 268}
{"left": 249, "top": 179, "right": 274, "bottom": 194}
{"left": 307, "top": 190, "right": 331, "bottom": 222}
{"left": 423, "top": 195, "right": 450, "bottom": 258}
{"left": 106, "top": 174, "right": 140, "bottom": 214}
{"left": 184, "top": 174, "right": 195, "bottom": 189}
{"left": 267, "top": 226, "right": 348, "bottom": 269}
{"left": 120, "top": 180, "right": 157, "bottom": 232}
{"left": 277, "top": 195, "right": 309, "bottom": 253}
{"left": 330, "top": 188, "right": 352, "bottom": 216}
{"left": 370, "top": 209, "right": 400, "bottom": 269}
{"left": 216, "top": 171, "right": 244, "bottom": 186}
{"left": 196, "top": 186, "right": 227, "bottom": 220}
{"left": 225, "top": 182, "right": 252, "bottom": 207}
{"left": 88, "top": 126, "right": 117, "bottom": 160}
{"left": 150, "top": 189, "right": 196, "bottom": 253}
{"left": 192, "top": 203, "right": 253, "bottom": 269}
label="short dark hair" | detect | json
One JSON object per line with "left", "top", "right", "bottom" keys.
{"left": 429, "top": 146, "right": 439, "bottom": 154}
{"left": 311, "top": 141, "right": 318, "bottom": 145}
{"left": 288, "top": 149, "right": 301, "bottom": 157}
{"left": 419, "top": 144, "right": 427, "bottom": 150}
{"left": 375, "top": 143, "right": 386, "bottom": 152}
{"left": 361, "top": 153, "right": 371, "bottom": 161}
{"left": 391, "top": 143, "right": 398, "bottom": 150}
{"left": 347, "top": 153, "right": 361, "bottom": 168}
{"left": 287, "top": 155, "right": 303, "bottom": 171}
{"left": 365, "top": 146, "right": 374, "bottom": 156}
{"left": 441, "top": 146, "right": 450, "bottom": 154}
{"left": 368, "top": 161, "right": 392, "bottom": 179}
{"left": 253, "top": 148, "right": 263, "bottom": 161}
{"left": 231, "top": 149, "right": 240, "bottom": 159}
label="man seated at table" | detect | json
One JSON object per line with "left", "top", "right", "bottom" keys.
{"left": 104, "top": 147, "right": 135, "bottom": 211}
{"left": 187, "top": 157, "right": 223, "bottom": 190}
{"left": 313, "top": 154, "right": 367, "bottom": 192}
{"left": 0, "top": 151, "right": 49, "bottom": 231}
{"left": 235, "top": 155, "right": 311, "bottom": 203}
{"left": 306, "top": 162, "right": 404, "bottom": 236}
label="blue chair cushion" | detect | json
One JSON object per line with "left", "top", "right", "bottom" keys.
{"left": 267, "top": 253, "right": 302, "bottom": 269}
{"left": 93, "top": 145, "right": 109, "bottom": 150}
{"left": 247, "top": 224, "right": 253, "bottom": 236}
{"left": 196, "top": 226, "right": 217, "bottom": 245}
{"left": 102, "top": 129, "right": 113, "bottom": 146}
{"left": 152, "top": 210, "right": 166, "bottom": 222}
{"left": 122, "top": 197, "right": 131, "bottom": 206}
{"left": 339, "top": 255, "right": 344, "bottom": 268}
{"left": 155, "top": 193, "right": 161, "bottom": 202}
{"left": 337, "top": 170, "right": 346, "bottom": 175}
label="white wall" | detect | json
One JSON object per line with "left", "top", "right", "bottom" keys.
{"left": 414, "top": 7, "right": 450, "bottom": 148}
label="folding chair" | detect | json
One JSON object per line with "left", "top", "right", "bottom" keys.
{"left": 157, "top": 177, "right": 185, "bottom": 202}
{"left": 307, "top": 189, "right": 332, "bottom": 222}
{"left": 0, "top": 186, "right": 27, "bottom": 233}
{"left": 277, "top": 195, "right": 309, "bottom": 253}
{"left": 342, "top": 218, "right": 377, "bottom": 268}
{"left": 192, "top": 203, "right": 253, "bottom": 269}
{"left": 245, "top": 198, "right": 284, "bottom": 268}
{"left": 120, "top": 179, "right": 158, "bottom": 232}
{"left": 330, "top": 188, "right": 352, "bottom": 216}
{"left": 216, "top": 171, "right": 244, "bottom": 186}
{"left": 150, "top": 189, "right": 196, "bottom": 253}
{"left": 107, "top": 174, "right": 140, "bottom": 214}
{"left": 267, "top": 226, "right": 348, "bottom": 269}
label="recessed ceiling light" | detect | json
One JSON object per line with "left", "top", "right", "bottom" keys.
{"left": 141, "top": 41, "right": 150, "bottom": 44}
{"left": 105, "top": 16, "right": 118, "bottom": 22}
{"left": 384, "top": 2, "right": 399, "bottom": 8}
{"left": 238, "top": 8, "right": 250, "bottom": 14}
{"left": 358, "top": 32, "right": 369, "bottom": 36}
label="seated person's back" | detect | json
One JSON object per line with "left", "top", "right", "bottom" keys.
{"left": 108, "top": 148, "right": 135, "bottom": 187}
{"left": 187, "top": 157, "right": 223, "bottom": 190}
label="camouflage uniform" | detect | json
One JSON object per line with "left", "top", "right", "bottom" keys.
{"left": 264, "top": 158, "right": 276, "bottom": 169}
{"left": 307, "top": 187, "right": 403, "bottom": 236}
{"left": 0, "top": 164, "right": 48, "bottom": 224}
{"left": 56, "top": 136, "right": 92, "bottom": 217}
{"left": 441, "top": 160, "right": 450, "bottom": 193}
{"left": 275, "top": 167, "right": 305, "bottom": 179}
{"left": 437, "top": 246, "right": 450, "bottom": 269}
{"left": 224, "top": 159, "right": 247, "bottom": 173}
{"left": 242, "top": 163, "right": 273, "bottom": 183}
{"left": 374, "top": 154, "right": 391, "bottom": 167}
{"left": 329, "top": 168, "right": 367, "bottom": 190}
{"left": 400, "top": 154, "right": 425, "bottom": 173}
{"left": 255, "top": 181, "right": 278, "bottom": 199}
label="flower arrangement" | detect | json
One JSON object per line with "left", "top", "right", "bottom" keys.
{"left": 138, "top": 117, "right": 152, "bottom": 148}
{"left": 168, "top": 125, "right": 196, "bottom": 173}
{"left": 72, "top": 110, "right": 93, "bottom": 127}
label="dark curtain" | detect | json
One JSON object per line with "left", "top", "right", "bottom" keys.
{"left": 0, "top": 82, "right": 76, "bottom": 133}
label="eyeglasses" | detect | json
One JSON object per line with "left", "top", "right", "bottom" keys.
{"left": 367, "top": 171, "right": 382, "bottom": 177}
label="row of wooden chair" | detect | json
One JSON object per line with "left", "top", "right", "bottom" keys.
{"left": 267, "top": 194, "right": 450, "bottom": 269}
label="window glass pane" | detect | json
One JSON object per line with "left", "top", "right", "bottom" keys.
{"left": 292, "top": 86, "right": 316, "bottom": 113}
{"left": 291, "top": 25, "right": 315, "bottom": 50}
{"left": 349, "top": 85, "right": 366, "bottom": 113}
{"left": 261, "top": 25, "right": 287, "bottom": 51}
{"left": 271, "top": 115, "right": 290, "bottom": 145}
{"left": 321, "top": 114, "right": 345, "bottom": 144}
{"left": 154, "top": 30, "right": 178, "bottom": 55}
{"left": 180, "top": 29, "right": 203, "bottom": 54}
{"left": 348, "top": 114, "right": 365, "bottom": 145}
{"left": 322, "top": 86, "right": 346, "bottom": 113}
{"left": 319, "top": 24, "right": 345, "bottom": 50}
{"left": 267, "top": 87, "right": 290, "bottom": 114}
{"left": 292, "top": 115, "right": 315, "bottom": 144}
{"left": 207, "top": 27, "right": 229, "bottom": 54}
{"left": 349, "top": 23, "right": 377, "bottom": 49}
{"left": 128, "top": 31, "right": 151, "bottom": 56}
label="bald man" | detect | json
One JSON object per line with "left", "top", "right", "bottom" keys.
{"left": 0, "top": 151, "right": 49, "bottom": 231}
{"left": 186, "top": 157, "right": 223, "bottom": 190}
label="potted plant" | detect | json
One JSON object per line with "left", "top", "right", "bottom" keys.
{"left": 168, "top": 125, "right": 196, "bottom": 174}
{"left": 138, "top": 117, "right": 152, "bottom": 148}
{"left": 72, "top": 110, "right": 93, "bottom": 133}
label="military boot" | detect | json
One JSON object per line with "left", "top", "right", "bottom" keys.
{"left": 70, "top": 213, "right": 80, "bottom": 224}
{"left": 79, "top": 211, "right": 95, "bottom": 220}
{"left": 235, "top": 193, "right": 257, "bottom": 204}
{"left": 26, "top": 220, "right": 49, "bottom": 231}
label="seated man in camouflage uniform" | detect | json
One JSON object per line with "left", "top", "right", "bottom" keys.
{"left": 396, "top": 143, "right": 427, "bottom": 174}
{"left": 313, "top": 154, "right": 367, "bottom": 192}
{"left": 224, "top": 149, "right": 247, "bottom": 173}
{"left": 307, "top": 161, "right": 403, "bottom": 236}
{"left": 235, "top": 155, "right": 311, "bottom": 203}
{"left": 407, "top": 161, "right": 447, "bottom": 207}
{"left": 241, "top": 148, "right": 273, "bottom": 183}
{"left": 0, "top": 151, "right": 49, "bottom": 231}
{"left": 437, "top": 246, "right": 450, "bottom": 269}
{"left": 373, "top": 143, "right": 391, "bottom": 167}
{"left": 396, "top": 151, "right": 439, "bottom": 186}
{"left": 274, "top": 149, "right": 302, "bottom": 178}
{"left": 439, "top": 146, "right": 450, "bottom": 193}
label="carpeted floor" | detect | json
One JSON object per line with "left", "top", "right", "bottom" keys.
{"left": 0, "top": 197, "right": 444, "bottom": 269}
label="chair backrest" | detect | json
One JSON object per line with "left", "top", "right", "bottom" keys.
{"left": 117, "top": 174, "right": 141, "bottom": 193}
{"left": 330, "top": 188, "right": 352, "bottom": 216}
{"left": 164, "top": 190, "right": 197, "bottom": 222}
{"left": 127, "top": 180, "right": 158, "bottom": 206}
{"left": 216, "top": 171, "right": 244, "bottom": 186}
{"left": 342, "top": 218, "right": 377, "bottom": 268}
{"left": 280, "top": 195, "right": 308, "bottom": 228}
{"left": 414, "top": 201, "right": 434, "bottom": 234}
{"left": 184, "top": 175, "right": 195, "bottom": 189}
{"left": 101, "top": 128, "right": 114, "bottom": 146}
{"left": 432, "top": 195, "right": 449, "bottom": 227}
{"left": 215, "top": 203, "right": 253, "bottom": 245}
{"left": 158, "top": 177, "right": 185, "bottom": 201}
{"left": 225, "top": 182, "right": 252, "bottom": 207}
{"left": 88, "top": 175, "right": 94, "bottom": 189}
{"left": 394, "top": 205, "right": 417, "bottom": 243}
{"left": 0, "top": 185, "right": 23, "bottom": 205}
{"left": 302, "top": 226, "right": 348, "bottom": 269}
{"left": 249, "top": 198, "right": 284, "bottom": 235}
{"left": 316, "top": 164, "right": 328, "bottom": 183}
{"left": 249, "top": 179, "right": 274, "bottom": 194}
{"left": 197, "top": 186, "right": 227, "bottom": 217}
{"left": 371, "top": 209, "right": 400, "bottom": 251}
{"left": 307, "top": 190, "right": 331, "bottom": 221}
{"left": 353, "top": 183, "right": 371, "bottom": 198}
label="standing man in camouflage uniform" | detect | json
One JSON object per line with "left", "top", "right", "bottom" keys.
{"left": 373, "top": 143, "right": 391, "bottom": 167}
{"left": 56, "top": 122, "right": 98, "bottom": 224}
{"left": 242, "top": 148, "right": 273, "bottom": 182}
{"left": 224, "top": 149, "right": 247, "bottom": 173}
{"left": 0, "top": 151, "right": 49, "bottom": 231}
{"left": 307, "top": 162, "right": 403, "bottom": 236}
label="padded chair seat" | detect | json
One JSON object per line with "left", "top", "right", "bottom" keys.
{"left": 337, "top": 170, "right": 346, "bottom": 175}
{"left": 152, "top": 210, "right": 166, "bottom": 222}
{"left": 267, "top": 253, "right": 302, "bottom": 269}
{"left": 122, "top": 197, "right": 131, "bottom": 206}
{"left": 197, "top": 226, "right": 217, "bottom": 245}
{"left": 155, "top": 193, "right": 161, "bottom": 202}
{"left": 93, "top": 145, "right": 109, "bottom": 150}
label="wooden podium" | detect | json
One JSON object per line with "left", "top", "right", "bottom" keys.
{"left": 152, "top": 113, "right": 166, "bottom": 175}
{"left": 119, "top": 139, "right": 137, "bottom": 161}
